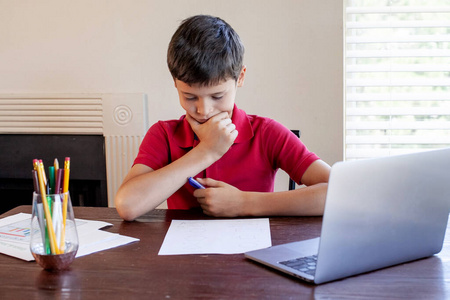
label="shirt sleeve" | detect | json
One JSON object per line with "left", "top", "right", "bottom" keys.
{"left": 133, "top": 121, "right": 171, "bottom": 170}
{"left": 261, "top": 119, "right": 320, "bottom": 185}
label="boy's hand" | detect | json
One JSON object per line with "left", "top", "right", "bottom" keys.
{"left": 186, "top": 112, "right": 238, "bottom": 159}
{"left": 192, "top": 178, "right": 244, "bottom": 217}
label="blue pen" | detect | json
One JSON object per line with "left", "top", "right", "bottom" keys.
{"left": 188, "top": 177, "right": 205, "bottom": 189}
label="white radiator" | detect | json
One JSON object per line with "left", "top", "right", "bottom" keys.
{"left": 0, "top": 93, "right": 148, "bottom": 207}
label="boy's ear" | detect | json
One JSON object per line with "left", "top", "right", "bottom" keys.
{"left": 237, "top": 66, "right": 247, "bottom": 87}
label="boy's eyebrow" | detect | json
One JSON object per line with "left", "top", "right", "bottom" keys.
{"left": 211, "top": 86, "right": 230, "bottom": 95}
{"left": 181, "top": 89, "right": 227, "bottom": 97}
{"left": 180, "top": 91, "right": 198, "bottom": 97}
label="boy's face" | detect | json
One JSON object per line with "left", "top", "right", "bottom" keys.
{"left": 175, "top": 68, "right": 246, "bottom": 124}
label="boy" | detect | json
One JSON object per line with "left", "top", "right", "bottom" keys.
{"left": 115, "top": 15, "right": 331, "bottom": 221}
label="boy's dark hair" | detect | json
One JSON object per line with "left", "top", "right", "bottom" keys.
{"left": 167, "top": 15, "right": 245, "bottom": 86}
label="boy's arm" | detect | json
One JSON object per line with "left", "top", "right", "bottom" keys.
{"left": 115, "top": 147, "right": 214, "bottom": 221}
{"left": 115, "top": 112, "right": 237, "bottom": 221}
{"left": 193, "top": 160, "right": 331, "bottom": 217}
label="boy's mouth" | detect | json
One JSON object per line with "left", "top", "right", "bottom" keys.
{"left": 191, "top": 111, "right": 232, "bottom": 124}
{"left": 193, "top": 116, "right": 209, "bottom": 124}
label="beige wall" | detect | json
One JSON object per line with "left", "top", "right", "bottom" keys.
{"left": 0, "top": 0, "right": 343, "bottom": 174}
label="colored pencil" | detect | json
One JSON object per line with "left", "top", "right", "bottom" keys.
{"left": 60, "top": 157, "right": 70, "bottom": 252}
{"left": 34, "top": 159, "right": 59, "bottom": 254}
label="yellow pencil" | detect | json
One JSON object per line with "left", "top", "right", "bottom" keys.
{"left": 39, "top": 160, "right": 47, "bottom": 187}
{"left": 34, "top": 159, "right": 60, "bottom": 255}
{"left": 60, "top": 157, "right": 70, "bottom": 252}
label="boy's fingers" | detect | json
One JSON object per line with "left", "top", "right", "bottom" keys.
{"left": 196, "top": 177, "right": 223, "bottom": 187}
{"left": 209, "top": 111, "right": 230, "bottom": 123}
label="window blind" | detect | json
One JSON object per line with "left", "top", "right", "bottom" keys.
{"left": 345, "top": 0, "right": 450, "bottom": 160}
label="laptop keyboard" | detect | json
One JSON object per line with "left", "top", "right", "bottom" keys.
{"left": 279, "top": 255, "right": 317, "bottom": 276}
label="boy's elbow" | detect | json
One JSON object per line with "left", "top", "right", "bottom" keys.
{"left": 115, "top": 192, "right": 137, "bottom": 222}
{"left": 117, "top": 208, "right": 137, "bottom": 222}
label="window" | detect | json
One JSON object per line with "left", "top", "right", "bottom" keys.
{"left": 345, "top": 0, "right": 450, "bottom": 160}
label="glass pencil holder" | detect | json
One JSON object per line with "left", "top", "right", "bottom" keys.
{"left": 30, "top": 192, "right": 79, "bottom": 270}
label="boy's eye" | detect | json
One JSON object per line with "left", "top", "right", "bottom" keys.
{"left": 212, "top": 95, "right": 223, "bottom": 100}
{"left": 185, "top": 96, "right": 197, "bottom": 101}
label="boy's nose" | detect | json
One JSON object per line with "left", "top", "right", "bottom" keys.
{"left": 196, "top": 99, "right": 212, "bottom": 116}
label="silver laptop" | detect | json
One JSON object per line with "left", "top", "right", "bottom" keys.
{"left": 245, "top": 148, "right": 450, "bottom": 284}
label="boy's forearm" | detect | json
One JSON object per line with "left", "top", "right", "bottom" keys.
{"left": 115, "top": 146, "right": 220, "bottom": 221}
{"left": 242, "top": 183, "right": 328, "bottom": 217}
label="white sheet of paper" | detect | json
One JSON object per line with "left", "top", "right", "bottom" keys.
{"left": 0, "top": 213, "right": 139, "bottom": 261}
{"left": 158, "top": 218, "right": 272, "bottom": 255}
{"left": 76, "top": 230, "right": 138, "bottom": 257}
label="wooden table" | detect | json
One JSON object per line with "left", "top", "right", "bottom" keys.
{"left": 0, "top": 206, "right": 448, "bottom": 299}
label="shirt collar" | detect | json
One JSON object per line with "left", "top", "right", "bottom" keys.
{"left": 173, "top": 104, "right": 253, "bottom": 148}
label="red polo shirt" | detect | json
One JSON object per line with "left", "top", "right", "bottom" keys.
{"left": 134, "top": 105, "right": 320, "bottom": 209}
